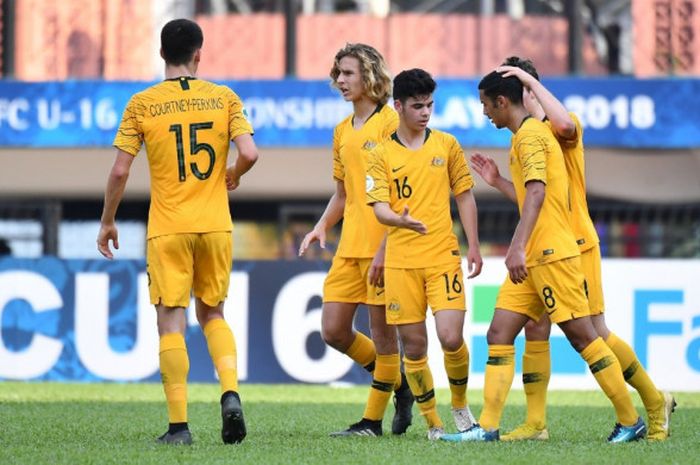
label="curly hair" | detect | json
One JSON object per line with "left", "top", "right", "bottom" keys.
{"left": 330, "top": 43, "right": 392, "bottom": 105}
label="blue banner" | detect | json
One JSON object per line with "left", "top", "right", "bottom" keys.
{"left": 0, "top": 78, "right": 698, "bottom": 149}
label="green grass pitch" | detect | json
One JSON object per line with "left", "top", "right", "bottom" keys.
{"left": 1, "top": 383, "right": 698, "bottom": 465}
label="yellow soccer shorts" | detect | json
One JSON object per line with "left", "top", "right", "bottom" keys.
{"left": 146, "top": 231, "right": 232, "bottom": 308}
{"left": 323, "top": 256, "right": 384, "bottom": 306}
{"left": 580, "top": 245, "right": 605, "bottom": 315}
{"left": 384, "top": 262, "right": 466, "bottom": 325}
{"left": 495, "top": 256, "right": 589, "bottom": 324}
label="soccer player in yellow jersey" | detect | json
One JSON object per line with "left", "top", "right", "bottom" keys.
{"left": 298, "top": 43, "right": 414, "bottom": 437}
{"left": 470, "top": 57, "right": 675, "bottom": 442}
{"left": 96, "top": 19, "right": 258, "bottom": 445}
{"left": 367, "top": 68, "right": 483, "bottom": 441}
{"left": 441, "top": 70, "right": 646, "bottom": 443}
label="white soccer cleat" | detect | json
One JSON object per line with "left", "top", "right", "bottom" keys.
{"left": 452, "top": 406, "right": 477, "bottom": 432}
{"left": 427, "top": 426, "right": 445, "bottom": 441}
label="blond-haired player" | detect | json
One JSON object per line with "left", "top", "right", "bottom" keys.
{"left": 469, "top": 57, "right": 675, "bottom": 442}
{"left": 97, "top": 19, "right": 257, "bottom": 445}
{"left": 298, "top": 43, "right": 413, "bottom": 437}
{"left": 367, "top": 68, "right": 483, "bottom": 440}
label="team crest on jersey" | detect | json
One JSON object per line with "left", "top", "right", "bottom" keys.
{"left": 362, "top": 140, "right": 377, "bottom": 151}
{"left": 388, "top": 301, "right": 401, "bottom": 312}
{"left": 431, "top": 156, "right": 445, "bottom": 167}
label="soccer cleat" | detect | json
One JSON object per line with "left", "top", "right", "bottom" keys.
{"left": 156, "top": 429, "right": 192, "bottom": 445}
{"left": 391, "top": 376, "right": 414, "bottom": 435}
{"left": 451, "top": 406, "right": 477, "bottom": 432}
{"left": 427, "top": 427, "right": 445, "bottom": 441}
{"left": 329, "top": 419, "right": 382, "bottom": 437}
{"left": 221, "top": 391, "right": 246, "bottom": 444}
{"left": 440, "top": 424, "right": 500, "bottom": 442}
{"left": 647, "top": 391, "right": 677, "bottom": 441}
{"left": 501, "top": 423, "right": 550, "bottom": 441}
{"left": 607, "top": 417, "right": 646, "bottom": 443}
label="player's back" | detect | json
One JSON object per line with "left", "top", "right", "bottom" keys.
{"left": 510, "top": 117, "right": 579, "bottom": 266}
{"left": 115, "top": 77, "right": 251, "bottom": 238}
{"left": 546, "top": 113, "right": 599, "bottom": 252}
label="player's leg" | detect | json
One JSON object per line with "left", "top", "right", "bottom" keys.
{"left": 582, "top": 246, "right": 674, "bottom": 440}
{"left": 322, "top": 258, "right": 374, "bottom": 370}
{"left": 502, "top": 314, "right": 551, "bottom": 441}
{"left": 148, "top": 234, "right": 194, "bottom": 445}
{"left": 193, "top": 231, "right": 245, "bottom": 444}
{"left": 545, "top": 257, "right": 644, "bottom": 442}
{"left": 428, "top": 263, "right": 475, "bottom": 432}
{"left": 387, "top": 268, "right": 442, "bottom": 439}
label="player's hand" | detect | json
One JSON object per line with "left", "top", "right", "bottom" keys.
{"left": 298, "top": 227, "right": 325, "bottom": 256}
{"left": 225, "top": 167, "right": 240, "bottom": 191}
{"left": 398, "top": 207, "right": 427, "bottom": 234}
{"left": 368, "top": 248, "right": 385, "bottom": 287}
{"left": 471, "top": 153, "right": 500, "bottom": 187}
{"left": 466, "top": 248, "right": 483, "bottom": 279}
{"left": 97, "top": 223, "right": 119, "bottom": 259}
{"left": 505, "top": 245, "right": 528, "bottom": 284}
{"left": 496, "top": 65, "right": 535, "bottom": 87}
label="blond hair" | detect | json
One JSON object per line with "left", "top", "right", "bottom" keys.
{"left": 330, "top": 43, "right": 392, "bottom": 105}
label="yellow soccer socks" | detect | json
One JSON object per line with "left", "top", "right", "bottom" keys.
{"left": 363, "top": 353, "right": 401, "bottom": 421}
{"left": 581, "top": 337, "right": 638, "bottom": 426}
{"left": 404, "top": 356, "right": 443, "bottom": 428}
{"left": 159, "top": 332, "right": 190, "bottom": 424}
{"left": 346, "top": 332, "right": 377, "bottom": 373}
{"left": 605, "top": 332, "right": 662, "bottom": 412}
{"left": 203, "top": 318, "right": 238, "bottom": 393}
{"left": 443, "top": 342, "right": 469, "bottom": 409}
{"left": 480, "top": 345, "right": 515, "bottom": 431}
{"left": 522, "top": 340, "right": 550, "bottom": 429}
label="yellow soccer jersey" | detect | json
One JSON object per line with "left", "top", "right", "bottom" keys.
{"left": 546, "top": 113, "right": 599, "bottom": 253}
{"left": 367, "top": 128, "right": 473, "bottom": 268}
{"left": 333, "top": 104, "right": 398, "bottom": 258}
{"left": 113, "top": 77, "right": 253, "bottom": 239}
{"left": 510, "top": 117, "right": 580, "bottom": 266}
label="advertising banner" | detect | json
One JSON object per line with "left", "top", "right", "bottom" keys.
{"left": 0, "top": 79, "right": 698, "bottom": 149}
{"left": 1, "top": 257, "right": 698, "bottom": 391}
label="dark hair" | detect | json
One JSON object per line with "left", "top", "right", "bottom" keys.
{"left": 502, "top": 56, "right": 539, "bottom": 81}
{"left": 393, "top": 68, "right": 436, "bottom": 103}
{"left": 160, "top": 19, "right": 203, "bottom": 65}
{"left": 478, "top": 70, "right": 524, "bottom": 105}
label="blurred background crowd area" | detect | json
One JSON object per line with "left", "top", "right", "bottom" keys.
{"left": 2, "top": 0, "right": 698, "bottom": 80}
{"left": 0, "top": 0, "right": 698, "bottom": 261}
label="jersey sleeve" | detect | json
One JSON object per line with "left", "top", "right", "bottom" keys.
{"left": 366, "top": 145, "right": 389, "bottom": 205}
{"left": 554, "top": 112, "right": 582, "bottom": 149}
{"left": 332, "top": 125, "right": 344, "bottom": 181}
{"left": 227, "top": 88, "right": 254, "bottom": 140}
{"left": 447, "top": 136, "right": 474, "bottom": 196}
{"left": 113, "top": 94, "right": 145, "bottom": 156}
{"left": 515, "top": 131, "right": 547, "bottom": 185}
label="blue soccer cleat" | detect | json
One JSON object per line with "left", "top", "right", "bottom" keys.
{"left": 440, "top": 424, "right": 500, "bottom": 442}
{"left": 607, "top": 417, "right": 646, "bottom": 443}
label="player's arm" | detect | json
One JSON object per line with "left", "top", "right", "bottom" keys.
{"left": 507, "top": 180, "right": 545, "bottom": 284}
{"left": 372, "top": 203, "right": 427, "bottom": 234}
{"left": 226, "top": 133, "right": 259, "bottom": 191}
{"left": 454, "top": 189, "right": 483, "bottom": 278}
{"left": 470, "top": 153, "right": 517, "bottom": 203}
{"left": 298, "top": 180, "right": 346, "bottom": 256}
{"left": 498, "top": 65, "right": 576, "bottom": 141}
{"left": 97, "top": 149, "right": 135, "bottom": 259}
{"left": 368, "top": 234, "right": 387, "bottom": 287}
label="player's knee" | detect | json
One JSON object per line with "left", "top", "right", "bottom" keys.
{"left": 321, "top": 324, "right": 352, "bottom": 351}
{"left": 524, "top": 318, "right": 550, "bottom": 341}
{"left": 486, "top": 325, "right": 515, "bottom": 345}
{"left": 438, "top": 331, "right": 463, "bottom": 352}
